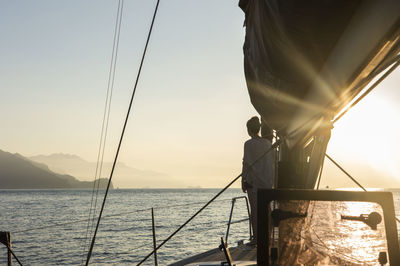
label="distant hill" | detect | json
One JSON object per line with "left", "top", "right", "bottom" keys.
{"left": 0, "top": 150, "right": 112, "bottom": 189}
{"left": 30, "top": 153, "right": 180, "bottom": 188}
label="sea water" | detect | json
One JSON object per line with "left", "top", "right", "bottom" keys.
{"left": 0, "top": 189, "right": 399, "bottom": 265}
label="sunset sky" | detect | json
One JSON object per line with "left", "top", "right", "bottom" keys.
{"left": 1, "top": 0, "right": 400, "bottom": 188}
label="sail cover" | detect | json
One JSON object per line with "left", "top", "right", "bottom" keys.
{"left": 240, "top": 0, "right": 400, "bottom": 142}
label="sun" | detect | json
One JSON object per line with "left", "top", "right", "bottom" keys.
{"left": 327, "top": 94, "right": 400, "bottom": 181}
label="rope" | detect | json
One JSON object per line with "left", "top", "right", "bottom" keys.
{"left": 85, "top": 1, "right": 161, "bottom": 263}
{"left": 82, "top": 0, "right": 124, "bottom": 262}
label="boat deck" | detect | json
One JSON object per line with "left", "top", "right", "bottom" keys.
{"left": 170, "top": 243, "right": 256, "bottom": 266}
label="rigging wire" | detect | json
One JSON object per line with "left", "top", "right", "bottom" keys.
{"left": 87, "top": 0, "right": 125, "bottom": 255}
{"left": 85, "top": 0, "right": 161, "bottom": 264}
{"left": 81, "top": 0, "right": 124, "bottom": 261}
{"left": 92, "top": 0, "right": 125, "bottom": 219}
{"left": 333, "top": 60, "right": 400, "bottom": 124}
{"left": 325, "top": 153, "right": 400, "bottom": 224}
{"left": 325, "top": 154, "right": 366, "bottom": 191}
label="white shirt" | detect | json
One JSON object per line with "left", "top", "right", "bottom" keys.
{"left": 242, "top": 137, "right": 274, "bottom": 189}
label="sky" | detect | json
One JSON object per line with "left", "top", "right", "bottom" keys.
{"left": 1, "top": 0, "right": 400, "bottom": 188}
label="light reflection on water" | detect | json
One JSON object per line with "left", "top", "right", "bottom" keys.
{"left": 306, "top": 201, "right": 388, "bottom": 265}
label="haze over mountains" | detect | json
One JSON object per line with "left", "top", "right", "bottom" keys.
{"left": 29, "top": 153, "right": 180, "bottom": 188}
{"left": 6, "top": 151, "right": 396, "bottom": 189}
{"left": 0, "top": 150, "right": 111, "bottom": 189}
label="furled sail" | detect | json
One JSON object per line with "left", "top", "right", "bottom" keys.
{"left": 240, "top": 0, "right": 400, "bottom": 189}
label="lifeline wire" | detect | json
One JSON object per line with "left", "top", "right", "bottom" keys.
{"left": 85, "top": 0, "right": 161, "bottom": 264}
{"left": 5, "top": 245, "right": 24, "bottom": 266}
{"left": 82, "top": 0, "right": 124, "bottom": 261}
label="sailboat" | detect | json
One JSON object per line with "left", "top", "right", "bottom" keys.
{"left": 1, "top": 0, "right": 400, "bottom": 265}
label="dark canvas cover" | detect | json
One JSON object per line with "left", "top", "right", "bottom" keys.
{"left": 240, "top": 0, "right": 400, "bottom": 140}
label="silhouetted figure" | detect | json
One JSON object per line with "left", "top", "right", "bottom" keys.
{"left": 261, "top": 119, "right": 273, "bottom": 142}
{"left": 242, "top": 116, "right": 274, "bottom": 243}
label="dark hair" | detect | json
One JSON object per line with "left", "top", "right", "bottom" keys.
{"left": 246, "top": 116, "right": 260, "bottom": 135}
{"left": 261, "top": 121, "right": 273, "bottom": 142}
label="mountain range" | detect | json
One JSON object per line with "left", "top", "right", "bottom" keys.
{"left": 0, "top": 150, "right": 112, "bottom": 189}
{"left": 29, "top": 153, "right": 180, "bottom": 188}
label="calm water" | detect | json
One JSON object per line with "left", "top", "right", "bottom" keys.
{"left": 0, "top": 189, "right": 399, "bottom": 265}
{"left": 0, "top": 189, "right": 251, "bottom": 265}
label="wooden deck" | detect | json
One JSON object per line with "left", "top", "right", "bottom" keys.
{"left": 170, "top": 243, "right": 257, "bottom": 266}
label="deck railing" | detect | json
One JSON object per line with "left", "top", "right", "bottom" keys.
{"left": 225, "top": 196, "right": 252, "bottom": 244}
